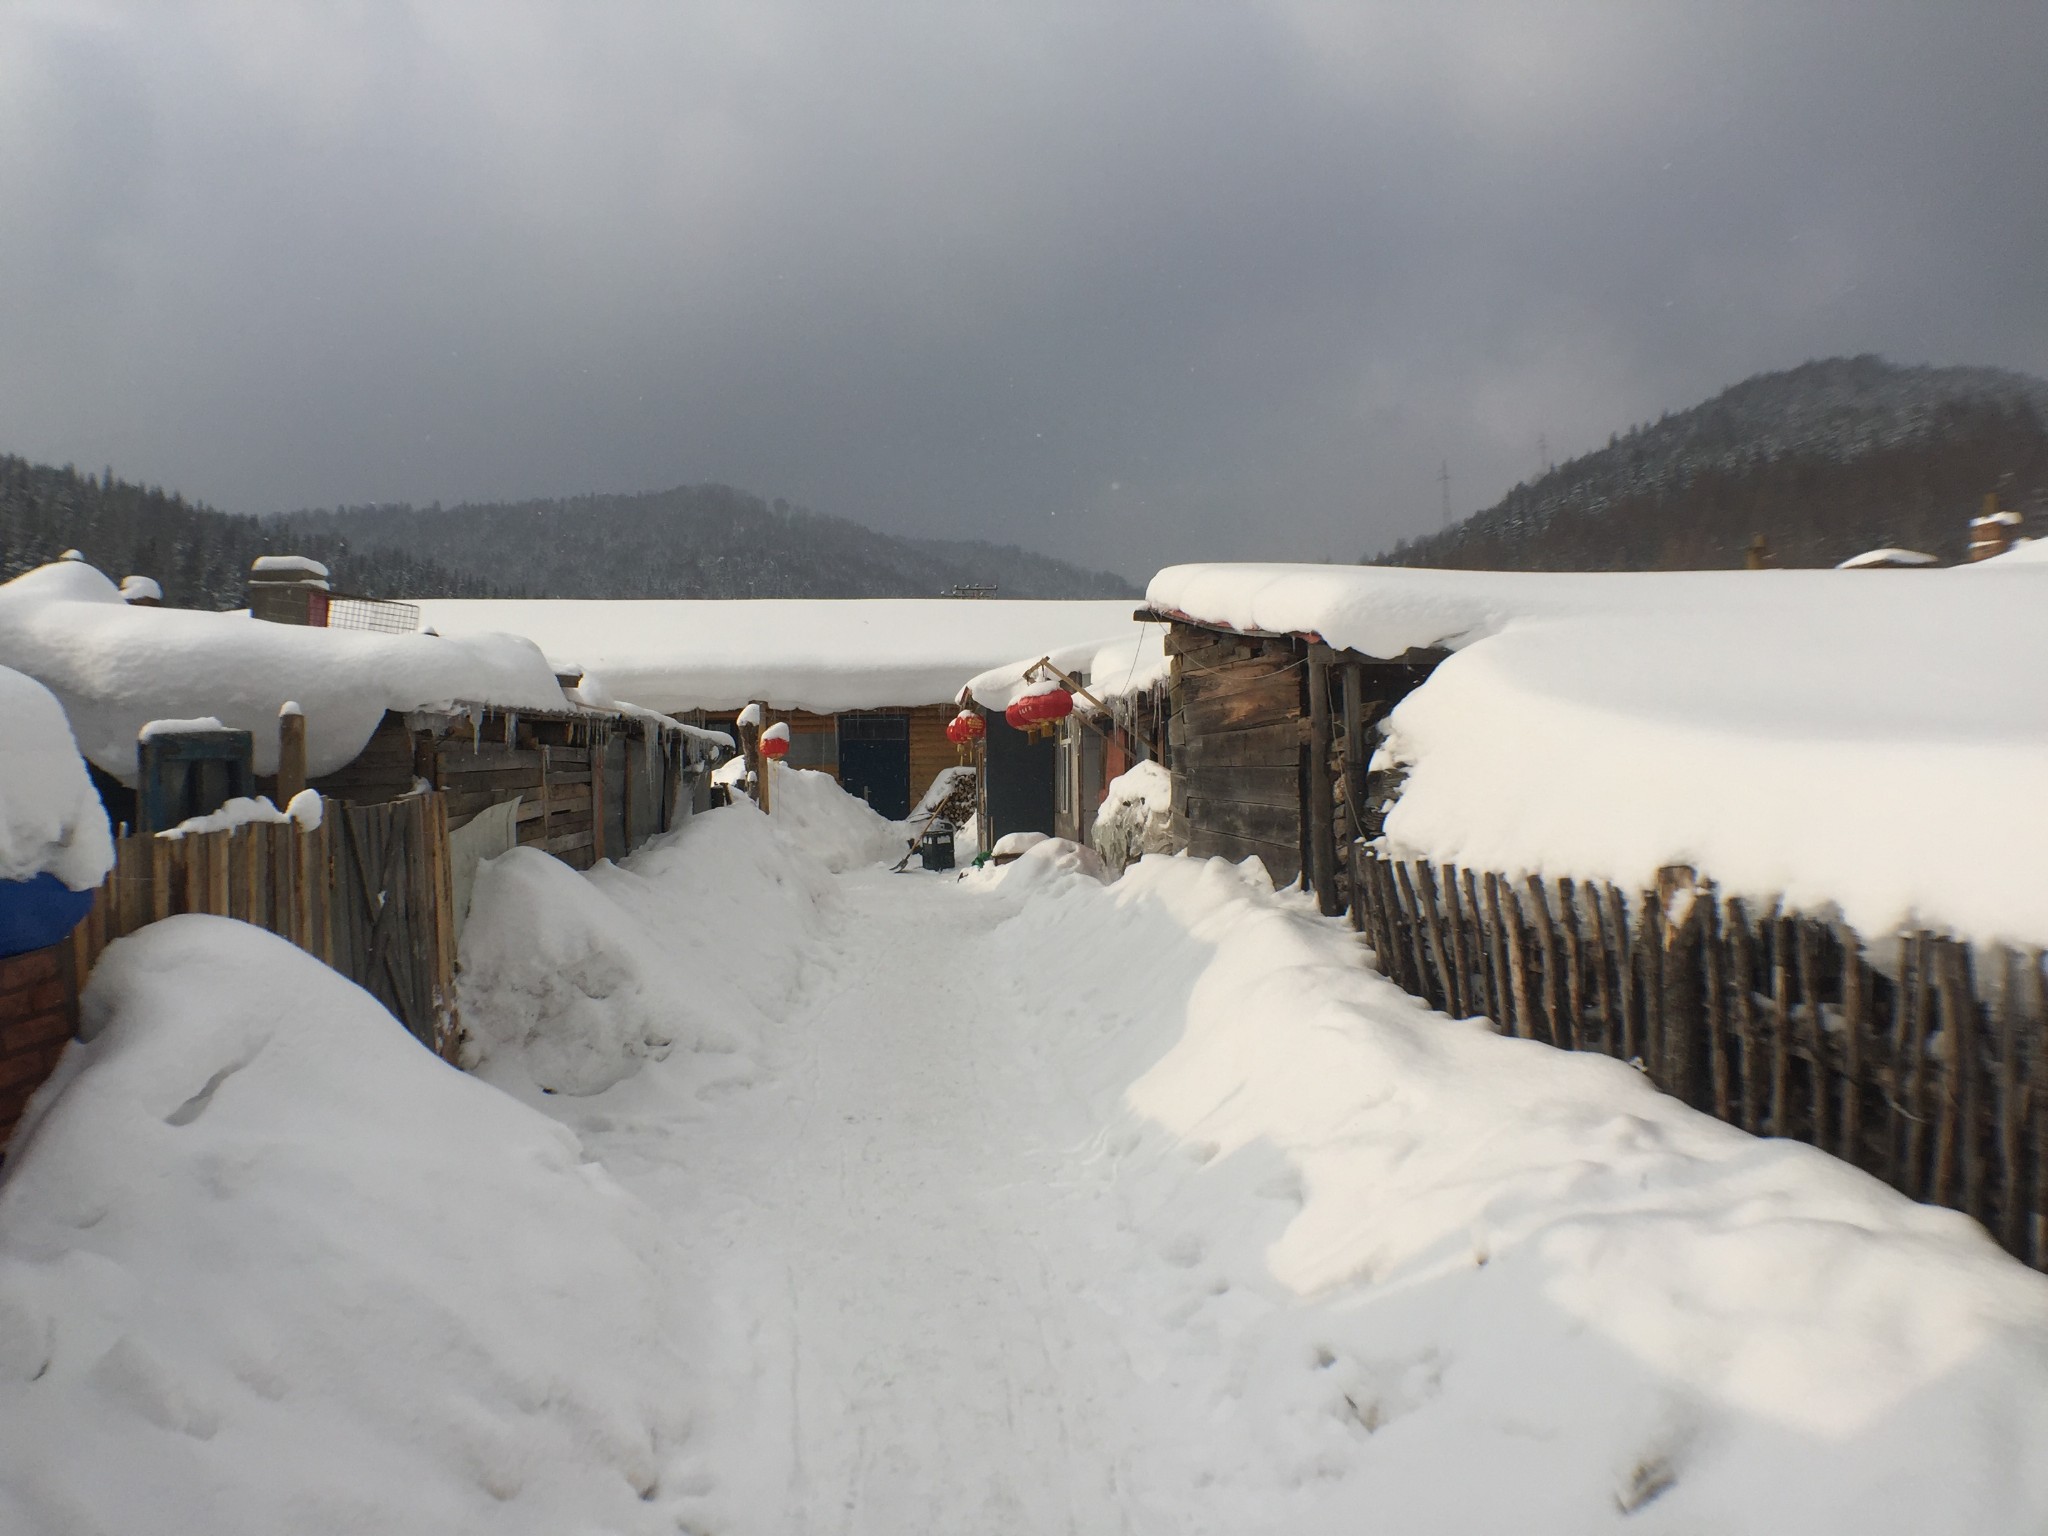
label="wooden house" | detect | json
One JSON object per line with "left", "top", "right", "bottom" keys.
{"left": 963, "top": 623, "right": 1174, "bottom": 850}
{"left": 415, "top": 596, "right": 1144, "bottom": 824}
{"left": 1137, "top": 605, "right": 1444, "bottom": 915}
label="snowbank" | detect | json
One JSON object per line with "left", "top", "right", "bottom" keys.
{"left": 459, "top": 770, "right": 898, "bottom": 1096}
{"left": 963, "top": 620, "right": 1169, "bottom": 712}
{"left": 0, "top": 560, "right": 567, "bottom": 785}
{"left": 0, "top": 666, "right": 113, "bottom": 890}
{"left": 414, "top": 597, "right": 1142, "bottom": 713}
{"left": 968, "top": 848, "right": 2048, "bottom": 1531}
{"left": 0, "top": 917, "right": 704, "bottom": 1534}
{"left": 1147, "top": 562, "right": 2048, "bottom": 945}
{"left": 1089, "top": 759, "right": 1176, "bottom": 874}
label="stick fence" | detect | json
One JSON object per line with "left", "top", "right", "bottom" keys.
{"left": 1354, "top": 844, "right": 2048, "bottom": 1271}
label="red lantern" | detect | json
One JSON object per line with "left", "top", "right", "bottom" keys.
{"left": 760, "top": 723, "right": 791, "bottom": 760}
{"left": 1005, "top": 687, "right": 1074, "bottom": 731}
{"left": 946, "top": 710, "right": 986, "bottom": 745}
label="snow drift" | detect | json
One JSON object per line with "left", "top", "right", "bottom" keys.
{"left": 0, "top": 917, "right": 703, "bottom": 1535}
{"left": 964, "top": 847, "right": 2048, "bottom": 1532}
{"left": 459, "top": 768, "right": 899, "bottom": 1096}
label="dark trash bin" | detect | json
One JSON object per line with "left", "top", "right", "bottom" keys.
{"left": 919, "top": 817, "right": 956, "bottom": 872}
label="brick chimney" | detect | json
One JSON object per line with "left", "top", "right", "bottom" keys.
{"left": 249, "top": 556, "right": 331, "bottom": 625}
{"left": 1967, "top": 494, "right": 2022, "bottom": 562}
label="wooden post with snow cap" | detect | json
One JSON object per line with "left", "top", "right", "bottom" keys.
{"left": 277, "top": 701, "right": 307, "bottom": 807}
{"left": 758, "top": 721, "right": 792, "bottom": 815}
{"left": 736, "top": 702, "right": 764, "bottom": 809}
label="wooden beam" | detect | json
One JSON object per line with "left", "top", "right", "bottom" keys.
{"left": 1305, "top": 644, "right": 1339, "bottom": 916}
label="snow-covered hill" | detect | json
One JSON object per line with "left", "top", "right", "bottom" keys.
{"left": 1388, "top": 356, "right": 2048, "bottom": 570}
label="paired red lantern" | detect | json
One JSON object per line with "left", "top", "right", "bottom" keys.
{"left": 759, "top": 722, "right": 791, "bottom": 760}
{"left": 945, "top": 710, "right": 986, "bottom": 746}
{"left": 1005, "top": 687, "right": 1074, "bottom": 731}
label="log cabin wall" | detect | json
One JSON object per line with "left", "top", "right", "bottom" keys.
{"left": 1164, "top": 620, "right": 1440, "bottom": 905}
{"left": 1166, "top": 625, "right": 1308, "bottom": 883}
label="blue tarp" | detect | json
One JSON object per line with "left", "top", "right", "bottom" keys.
{"left": 0, "top": 873, "right": 95, "bottom": 960}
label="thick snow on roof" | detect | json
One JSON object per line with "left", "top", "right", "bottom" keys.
{"left": 0, "top": 561, "right": 567, "bottom": 785}
{"left": 0, "top": 665, "right": 113, "bottom": 889}
{"left": 1147, "top": 562, "right": 2048, "bottom": 946}
{"left": 1836, "top": 547, "right": 1938, "bottom": 569}
{"left": 414, "top": 598, "right": 1141, "bottom": 714}
{"left": 962, "top": 620, "right": 1169, "bottom": 712}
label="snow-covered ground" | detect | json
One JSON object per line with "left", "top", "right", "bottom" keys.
{"left": 461, "top": 779, "right": 2048, "bottom": 1533}
{"left": 5, "top": 775, "right": 2045, "bottom": 1532}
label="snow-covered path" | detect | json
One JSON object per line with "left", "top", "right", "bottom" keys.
{"left": 449, "top": 781, "right": 2048, "bottom": 1536}
{"left": 567, "top": 867, "right": 1151, "bottom": 1533}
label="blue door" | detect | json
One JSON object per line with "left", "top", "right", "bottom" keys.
{"left": 837, "top": 712, "right": 911, "bottom": 819}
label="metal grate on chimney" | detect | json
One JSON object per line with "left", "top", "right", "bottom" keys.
{"left": 326, "top": 595, "right": 423, "bottom": 634}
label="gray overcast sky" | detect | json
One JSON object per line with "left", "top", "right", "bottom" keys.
{"left": 4, "top": 1, "right": 2045, "bottom": 580}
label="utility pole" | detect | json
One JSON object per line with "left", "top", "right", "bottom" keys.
{"left": 1438, "top": 461, "right": 1452, "bottom": 529}
{"left": 1538, "top": 433, "right": 1550, "bottom": 474}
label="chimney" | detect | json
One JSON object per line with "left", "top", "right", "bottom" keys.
{"left": 249, "top": 555, "right": 332, "bottom": 625}
{"left": 1967, "top": 493, "right": 2022, "bottom": 563}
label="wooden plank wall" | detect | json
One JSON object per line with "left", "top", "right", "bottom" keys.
{"left": 1166, "top": 626, "right": 1306, "bottom": 882}
{"left": 423, "top": 710, "right": 686, "bottom": 870}
{"left": 1355, "top": 845, "right": 2048, "bottom": 1273}
{"left": 906, "top": 704, "right": 960, "bottom": 814}
{"left": 67, "top": 794, "right": 458, "bottom": 1056}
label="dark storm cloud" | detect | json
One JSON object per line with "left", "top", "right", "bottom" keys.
{"left": 3, "top": 1, "right": 2045, "bottom": 578}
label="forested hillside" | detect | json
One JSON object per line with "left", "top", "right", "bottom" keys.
{"left": 0, "top": 458, "right": 496, "bottom": 607}
{"left": 276, "top": 485, "right": 1136, "bottom": 599}
{"left": 1383, "top": 356, "right": 2048, "bottom": 570}
{"left": 2, "top": 463, "right": 1136, "bottom": 605}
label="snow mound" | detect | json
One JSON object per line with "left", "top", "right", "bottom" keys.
{"left": 1089, "top": 759, "right": 1176, "bottom": 874}
{"left": 0, "top": 665, "right": 113, "bottom": 890}
{"left": 761, "top": 765, "right": 903, "bottom": 872}
{"left": 459, "top": 774, "right": 894, "bottom": 1097}
{"left": 976, "top": 851, "right": 2048, "bottom": 1531}
{"left": 458, "top": 848, "right": 749, "bottom": 1095}
{"left": 0, "top": 917, "right": 703, "bottom": 1535}
{"left": 0, "top": 559, "right": 566, "bottom": 785}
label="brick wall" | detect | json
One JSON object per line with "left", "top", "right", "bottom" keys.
{"left": 0, "top": 942, "right": 77, "bottom": 1152}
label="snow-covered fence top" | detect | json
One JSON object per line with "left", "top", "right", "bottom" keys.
{"left": 0, "top": 665, "right": 114, "bottom": 890}
{"left": 413, "top": 598, "right": 1142, "bottom": 714}
{"left": 963, "top": 622, "right": 1169, "bottom": 713}
{"left": 0, "top": 560, "right": 568, "bottom": 786}
{"left": 1147, "top": 561, "right": 2048, "bottom": 949}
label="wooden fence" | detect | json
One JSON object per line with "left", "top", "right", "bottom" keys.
{"left": 68, "top": 793, "right": 457, "bottom": 1055}
{"left": 1352, "top": 844, "right": 2048, "bottom": 1271}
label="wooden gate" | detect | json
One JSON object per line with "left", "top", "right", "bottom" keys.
{"left": 326, "top": 795, "right": 455, "bottom": 1051}
{"left": 70, "top": 792, "right": 458, "bottom": 1056}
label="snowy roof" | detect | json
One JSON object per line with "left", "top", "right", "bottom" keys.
{"left": 963, "top": 622, "right": 1169, "bottom": 713}
{"left": 0, "top": 665, "right": 114, "bottom": 890}
{"left": 0, "top": 560, "right": 568, "bottom": 786}
{"left": 1147, "top": 561, "right": 2048, "bottom": 946}
{"left": 1835, "top": 547, "right": 1938, "bottom": 569}
{"left": 412, "top": 598, "right": 1143, "bottom": 714}
{"left": 250, "top": 554, "right": 330, "bottom": 578}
